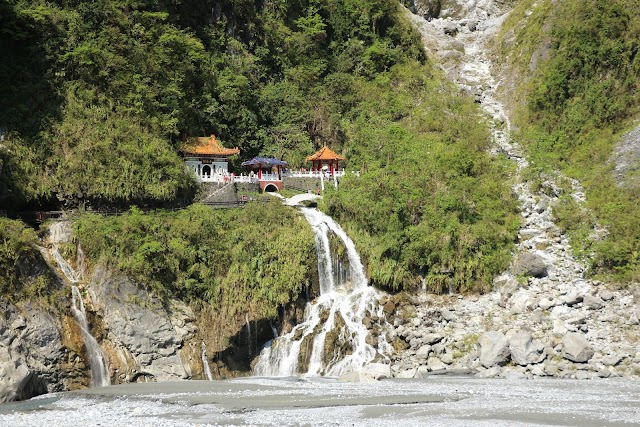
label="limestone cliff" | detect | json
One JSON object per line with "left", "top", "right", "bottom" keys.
{"left": 0, "top": 219, "right": 288, "bottom": 402}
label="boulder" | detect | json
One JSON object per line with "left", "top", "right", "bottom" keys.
{"left": 535, "top": 199, "right": 548, "bottom": 213}
{"left": 0, "top": 366, "right": 47, "bottom": 403}
{"left": 538, "top": 297, "right": 557, "bottom": 310}
{"left": 416, "top": 344, "right": 432, "bottom": 360}
{"left": 440, "top": 352, "right": 454, "bottom": 365}
{"left": 413, "top": 0, "right": 442, "bottom": 20}
{"left": 409, "top": 338, "right": 422, "bottom": 349}
{"left": 383, "top": 300, "right": 397, "bottom": 316}
{"left": 427, "top": 357, "right": 447, "bottom": 371}
{"left": 476, "top": 366, "right": 501, "bottom": 378}
{"left": 509, "top": 332, "right": 545, "bottom": 366}
{"left": 561, "top": 333, "right": 594, "bottom": 363}
{"left": 582, "top": 294, "right": 604, "bottom": 310}
{"left": 562, "top": 292, "right": 583, "bottom": 306}
{"left": 599, "top": 290, "right": 614, "bottom": 301}
{"left": 602, "top": 354, "right": 623, "bottom": 367}
{"left": 509, "top": 289, "right": 536, "bottom": 314}
{"left": 443, "top": 23, "right": 459, "bottom": 36}
{"left": 478, "top": 331, "right": 510, "bottom": 368}
{"left": 441, "top": 308, "right": 455, "bottom": 322}
{"left": 395, "top": 368, "right": 417, "bottom": 379}
{"left": 338, "top": 371, "right": 375, "bottom": 383}
{"left": 361, "top": 363, "right": 391, "bottom": 380}
{"left": 422, "top": 333, "right": 444, "bottom": 345}
{"left": 497, "top": 276, "right": 520, "bottom": 307}
{"left": 513, "top": 252, "right": 548, "bottom": 278}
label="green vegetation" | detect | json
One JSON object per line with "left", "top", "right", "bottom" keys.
{"left": 74, "top": 202, "right": 316, "bottom": 318}
{"left": 497, "top": 0, "right": 640, "bottom": 282}
{"left": 0, "top": 0, "right": 424, "bottom": 208}
{"left": 0, "top": 0, "right": 520, "bottom": 296}
{"left": 323, "top": 62, "right": 520, "bottom": 293}
{"left": 0, "top": 218, "right": 58, "bottom": 303}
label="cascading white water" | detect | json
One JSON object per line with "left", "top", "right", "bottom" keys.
{"left": 201, "top": 341, "right": 213, "bottom": 381}
{"left": 50, "top": 245, "right": 110, "bottom": 387}
{"left": 70, "top": 285, "right": 110, "bottom": 387}
{"left": 52, "top": 248, "right": 80, "bottom": 283}
{"left": 254, "top": 207, "right": 389, "bottom": 377}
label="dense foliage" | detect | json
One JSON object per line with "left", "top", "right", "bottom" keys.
{"left": 1, "top": 0, "right": 520, "bottom": 297}
{"left": 0, "top": 0, "right": 423, "bottom": 208}
{"left": 323, "top": 63, "right": 520, "bottom": 293}
{"left": 0, "top": 218, "right": 54, "bottom": 301}
{"left": 497, "top": 0, "right": 640, "bottom": 282}
{"left": 74, "top": 202, "right": 316, "bottom": 317}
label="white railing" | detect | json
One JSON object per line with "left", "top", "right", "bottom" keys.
{"left": 233, "top": 175, "right": 257, "bottom": 183}
{"left": 283, "top": 169, "right": 347, "bottom": 178}
{"left": 193, "top": 170, "right": 359, "bottom": 183}
{"left": 196, "top": 174, "right": 234, "bottom": 183}
{"left": 258, "top": 173, "right": 282, "bottom": 182}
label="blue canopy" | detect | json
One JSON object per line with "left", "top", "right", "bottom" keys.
{"left": 241, "top": 157, "right": 288, "bottom": 167}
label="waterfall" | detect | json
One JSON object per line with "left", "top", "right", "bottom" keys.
{"left": 201, "top": 341, "right": 213, "bottom": 381}
{"left": 50, "top": 244, "right": 110, "bottom": 388}
{"left": 254, "top": 207, "right": 389, "bottom": 377}
{"left": 52, "top": 248, "right": 79, "bottom": 283}
{"left": 70, "top": 286, "right": 110, "bottom": 387}
{"left": 76, "top": 244, "right": 86, "bottom": 282}
{"left": 245, "top": 314, "right": 252, "bottom": 358}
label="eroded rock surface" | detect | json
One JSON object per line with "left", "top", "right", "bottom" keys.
{"left": 611, "top": 125, "right": 640, "bottom": 188}
{"left": 88, "top": 266, "right": 201, "bottom": 383}
{"left": 0, "top": 302, "right": 66, "bottom": 403}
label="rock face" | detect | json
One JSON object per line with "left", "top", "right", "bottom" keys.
{"left": 413, "top": 0, "right": 442, "bottom": 20}
{"left": 89, "top": 266, "right": 201, "bottom": 383}
{"left": 478, "top": 331, "right": 510, "bottom": 368}
{"left": 0, "top": 301, "right": 66, "bottom": 403}
{"left": 561, "top": 333, "right": 594, "bottom": 363}
{"left": 611, "top": 125, "right": 640, "bottom": 188}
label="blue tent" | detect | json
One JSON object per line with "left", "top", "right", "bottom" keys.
{"left": 241, "top": 157, "right": 288, "bottom": 167}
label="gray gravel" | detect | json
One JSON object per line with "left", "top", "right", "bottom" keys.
{"left": 0, "top": 377, "right": 638, "bottom": 426}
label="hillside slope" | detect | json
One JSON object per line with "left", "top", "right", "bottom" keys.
{"left": 495, "top": 0, "right": 640, "bottom": 283}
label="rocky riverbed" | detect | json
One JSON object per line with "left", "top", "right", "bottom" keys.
{"left": 1, "top": 377, "right": 638, "bottom": 426}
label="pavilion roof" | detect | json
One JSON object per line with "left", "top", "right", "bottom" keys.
{"left": 241, "top": 157, "right": 288, "bottom": 167}
{"left": 306, "top": 146, "right": 345, "bottom": 161}
{"left": 180, "top": 135, "right": 240, "bottom": 157}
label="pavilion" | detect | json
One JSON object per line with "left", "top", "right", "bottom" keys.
{"left": 180, "top": 135, "right": 239, "bottom": 182}
{"left": 241, "top": 157, "right": 288, "bottom": 192}
{"left": 306, "top": 146, "right": 345, "bottom": 177}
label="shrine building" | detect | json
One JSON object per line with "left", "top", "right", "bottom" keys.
{"left": 180, "top": 135, "right": 239, "bottom": 182}
{"left": 241, "top": 157, "right": 288, "bottom": 192}
{"left": 306, "top": 146, "right": 345, "bottom": 176}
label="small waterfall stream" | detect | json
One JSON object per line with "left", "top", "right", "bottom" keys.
{"left": 50, "top": 246, "right": 110, "bottom": 387}
{"left": 201, "top": 341, "right": 213, "bottom": 381}
{"left": 254, "top": 206, "right": 389, "bottom": 377}
{"left": 70, "top": 285, "right": 110, "bottom": 387}
{"left": 52, "top": 248, "right": 80, "bottom": 283}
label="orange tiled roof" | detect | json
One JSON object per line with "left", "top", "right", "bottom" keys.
{"left": 306, "top": 146, "right": 345, "bottom": 161}
{"left": 181, "top": 135, "right": 240, "bottom": 157}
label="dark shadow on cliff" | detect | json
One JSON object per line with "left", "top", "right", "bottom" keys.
{"left": 0, "top": 3, "right": 63, "bottom": 138}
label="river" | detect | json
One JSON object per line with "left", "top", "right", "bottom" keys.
{"left": 0, "top": 376, "right": 638, "bottom": 426}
